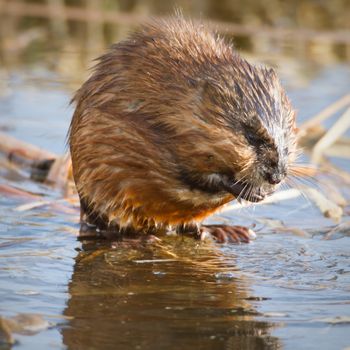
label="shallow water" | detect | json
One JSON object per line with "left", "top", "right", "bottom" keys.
{"left": 1, "top": 16, "right": 350, "bottom": 350}
{"left": 1, "top": 188, "right": 350, "bottom": 350}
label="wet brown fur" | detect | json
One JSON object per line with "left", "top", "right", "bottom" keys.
{"left": 69, "top": 17, "right": 297, "bottom": 232}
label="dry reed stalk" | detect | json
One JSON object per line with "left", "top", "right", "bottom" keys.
{"left": 311, "top": 107, "right": 350, "bottom": 163}
{"left": 299, "top": 93, "right": 350, "bottom": 131}
{"left": 0, "top": 131, "right": 56, "bottom": 163}
{"left": 1, "top": 2, "right": 350, "bottom": 44}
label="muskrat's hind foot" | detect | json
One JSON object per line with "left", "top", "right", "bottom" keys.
{"left": 78, "top": 221, "right": 161, "bottom": 247}
{"left": 200, "top": 225, "right": 255, "bottom": 244}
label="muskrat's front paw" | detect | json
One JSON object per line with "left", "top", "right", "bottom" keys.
{"left": 200, "top": 225, "right": 256, "bottom": 244}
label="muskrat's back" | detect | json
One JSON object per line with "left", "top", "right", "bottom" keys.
{"left": 69, "top": 17, "right": 296, "bottom": 235}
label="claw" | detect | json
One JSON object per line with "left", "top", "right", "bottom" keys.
{"left": 200, "top": 225, "right": 256, "bottom": 244}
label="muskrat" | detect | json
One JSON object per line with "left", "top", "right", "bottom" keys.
{"left": 69, "top": 17, "right": 297, "bottom": 243}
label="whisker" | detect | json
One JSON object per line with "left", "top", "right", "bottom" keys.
{"left": 289, "top": 169, "right": 317, "bottom": 179}
{"left": 247, "top": 184, "right": 253, "bottom": 203}
{"left": 289, "top": 173, "right": 318, "bottom": 186}
{"left": 289, "top": 174, "right": 325, "bottom": 193}
{"left": 290, "top": 162, "right": 317, "bottom": 169}
{"left": 279, "top": 181, "right": 289, "bottom": 192}
{"left": 235, "top": 173, "right": 250, "bottom": 184}
{"left": 237, "top": 182, "right": 249, "bottom": 203}
{"left": 285, "top": 178, "right": 313, "bottom": 205}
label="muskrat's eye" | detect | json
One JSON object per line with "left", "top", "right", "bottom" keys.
{"left": 206, "top": 155, "right": 214, "bottom": 162}
{"left": 245, "top": 133, "right": 264, "bottom": 148}
{"left": 269, "top": 159, "right": 278, "bottom": 168}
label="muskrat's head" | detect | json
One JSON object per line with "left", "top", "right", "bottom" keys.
{"left": 169, "top": 58, "right": 297, "bottom": 203}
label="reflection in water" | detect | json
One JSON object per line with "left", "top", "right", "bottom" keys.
{"left": 63, "top": 237, "right": 280, "bottom": 349}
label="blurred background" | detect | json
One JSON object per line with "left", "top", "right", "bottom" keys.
{"left": 1, "top": 0, "right": 350, "bottom": 63}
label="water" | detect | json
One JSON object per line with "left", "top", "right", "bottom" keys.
{"left": 1, "top": 11, "right": 350, "bottom": 350}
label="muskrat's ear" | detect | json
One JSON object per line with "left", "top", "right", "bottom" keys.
{"left": 187, "top": 77, "right": 198, "bottom": 88}
{"left": 188, "top": 77, "right": 210, "bottom": 89}
{"left": 198, "top": 79, "right": 211, "bottom": 97}
{"left": 189, "top": 77, "right": 211, "bottom": 103}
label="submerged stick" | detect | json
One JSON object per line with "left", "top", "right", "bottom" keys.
{"left": 0, "top": 184, "right": 40, "bottom": 200}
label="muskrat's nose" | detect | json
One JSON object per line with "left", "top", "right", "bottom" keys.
{"left": 266, "top": 172, "right": 283, "bottom": 185}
